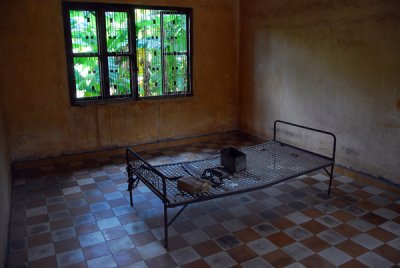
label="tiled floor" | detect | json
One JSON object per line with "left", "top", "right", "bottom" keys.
{"left": 7, "top": 133, "right": 400, "bottom": 267}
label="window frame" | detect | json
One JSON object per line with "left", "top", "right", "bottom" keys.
{"left": 62, "top": 2, "right": 193, "bottom": 105}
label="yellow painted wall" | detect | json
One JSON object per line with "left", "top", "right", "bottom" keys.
{"left": 0, "top": 0, "right": 239, "bottom": 161}
{"left": 239, "top": 0, "right": 400, "bottom": 183}
{"left": 1, "top": 0, "right": 399, "bottom": 185}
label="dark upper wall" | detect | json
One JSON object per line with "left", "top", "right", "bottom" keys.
{"left": 0, "top": 88, "right": 11, "bottom": 267}
{"left": 239, "top": 0, "right": 400, "bottom": 183}
{"left": 0, "top": 0, "right": 239, "bottom": 161}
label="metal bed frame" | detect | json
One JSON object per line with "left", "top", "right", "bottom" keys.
{"left": 126, "top": 120, "right": 336, "bottom": 248}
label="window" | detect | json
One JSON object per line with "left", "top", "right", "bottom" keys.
{"left": 62, "top": 2, "right": 192, "bottom": 104}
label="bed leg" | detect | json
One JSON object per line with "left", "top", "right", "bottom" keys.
{"left": 164, "top": 205, "right": 169, "bottom": 249}
{"left": 328, "top": 165, "right": 334, "bottom": 195}
{"left": 129, "top": 188, "right": 133, "bottom": 207}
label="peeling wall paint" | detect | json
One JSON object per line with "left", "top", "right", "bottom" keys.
{"left": 1, "top": 0, "right": 399, "bottom": 185}
{"left": 0, "top": 0, "right": 239, "bottom": 161}
{"left": 239, "top": 0, "right": 400, "bottom": 183}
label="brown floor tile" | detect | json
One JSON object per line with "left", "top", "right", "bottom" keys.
{"left": 130, "top": 231, "right": 157, "bottom": 247}
{"left": 180, "top": 259, "right": 211, "bottom": 268}
{"left": 8, "top": 135, "right": 400, "bottom": 268}
{"left": 28, "top": 233, "right": 52, "bottom": 248}
{"left": 336, "top": 239, "right": 368, "bottom": 258}
{"left": 27, "top": 215, "right": 50, "bottom": 226}
{"left": 340, "top": 259, "right": 368, "bottom": 268}
{"left": 161, "top": 235, "right": 188, "bottom": 251}
{"left": 361, "top": 213, "right": 387, "bottom": 225}
{"left": 274, "top": 204, "right": 296, "bottom": 215}
{"left": 108, "top": 198, "right": 129, "bottom": 208}
{"left": 239, "top": 214, "right": 265, "bottom": 227}
{"left": 303, "top": 177, "right": 319, "bottom": 185}
{"left": 264, "top": 249, "right": 295, "bottom": 267}
{"left": 333, "top": 223, "right": 361, "bottom": 237}
{"left": 54, "top": 237, "right": 80, "bottom": 254}
{"left": 210, "top": 210, "right": 235, "bottom": 222}
{"left": 301, "top": 220, "right": 328, "bottom": 234}
{"left": 26, "top": 200, "right": 46, "bottom": 209}
{"left": 373, "top": 244, "right": 400, "bottom": 264}
{"left": 270, "top": 217, "right": 295, "bottom": 230}
{"left": 83, "top": 242, "right": 109, "bottom": 260}
{"left": 102, "top": 226, "right": 127, "bottom": 241}
{"left": 117, "top": 213, "right": 141, "bottom": 225}
{"left": 69, "top": 206, "right": 90, "bottom": 216}
{"left": 353, "top": 190, "right": 375, "bottom": 200}
{"left": 173, "top": 220, "right": 198, "bottom": 233}
{"left": 50, "top": 219, "right": 74, "bottom": 230}
{"left": 249, "top": 190, "right": 269, "bottom": 201}
{"left": 267, "top": 232, "right": 295, "bottom": 248}
{"left": 358, "top": 200, "right": 380, "bottom": 211}
{"left": 85, "top": 195, "right": 105, "bottom": 204}
{"left": 28, "top": 256, "right": 57, "bottom": 268}
{"left": 385, "top": 203, "right": 400, "bottom": 212}
{"left": 64, "top": 261, "right": 87, "bottom": 268}
{"left": 331, "top": 188, "right": 346, "bottom": 196}
{"left": 113, "top": 248, "right": 142, "bottom": 266}
{"left": 380, "top": 192, "right": 399, "bottom": 201}
{"left": 203, "top": 224, "right": 229, "bottom": 238}
{"left": 301, "top": 236, "right": 330, "bottom": 253}
{"left": 145, "top": 253, "right": 177, "bottom": 268}
{"left": 183, "top": 207, "right": 206, "bottom": 218}
{"left": 48, "top": 203, "right": 68, "bottom": 213}
{"left": 329, "top": 198, "right": 352, "bottom": 209}
{"left": 392, "top": 216, "right": 400, "bottom": 224}
{"left": 367, "top": 227, "right": 397, "bottom": 242}
{"left": 233, "top": 228, "right": 260, "bottom": 243}
{"left": 65, "top": 192, "right": 84, "bottom": 201}
{"left": 329, "top": 210, "right": 355, "bottom": 221}
{"left": 301, "top": 254, "right": 335, "bottom": 268}
{"left": 301, "top": 207, "right": 324, "bottom": 218}
{"left": 93, "top": 209, "right": 114, "bottom": 220}
{"left": 75, "top": 223, "right": 99, "bottom": 235}
{"left": 227, "top": 244, "right": 257, "bottom": 263}
{"left": 193, "top": 240, "right": 221, "bottom": 257}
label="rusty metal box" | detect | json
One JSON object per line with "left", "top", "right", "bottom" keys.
{"left": 220, "top": 147, "right": 246, "bottom": 173}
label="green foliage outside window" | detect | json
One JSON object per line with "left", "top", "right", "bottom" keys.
{"left": 64, "top": 3, "right": 191, "bottom": 103}
{"left": 105, "top": 12, "right": 129, "bottom": 53}
{"left": 69, "top": 10, "right": 98, "bottom": 53}
{"left": 108, "top": 56, "right": 131, "bottom": 96}
{"left": 135, "top": 10, "right": 189, "bottom": 97}
{"left": 73, "top": 57, "right": 101, "bottom": 98}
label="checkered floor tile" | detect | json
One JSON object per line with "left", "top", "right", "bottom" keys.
{"left": 7, "top": 133, "right": 400, "bottom": 267}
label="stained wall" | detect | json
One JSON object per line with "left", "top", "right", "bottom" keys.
{"left": 0, "top": 91, "right": 12, "bottom": 267}
{"left": 0, "top": 0, "right": 239, "bottom": 161}
{"left": 239, "top": 0, "right": 400, "bottom": 183}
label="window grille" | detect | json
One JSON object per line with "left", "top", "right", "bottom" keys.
{"left": 62, "top": 2, "right": 192, "bottom": 104}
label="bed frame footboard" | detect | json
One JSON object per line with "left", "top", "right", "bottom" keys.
{"left": 273, "top": 120, "right": 337, "bottom": 194}
{"left": 126, "top": 148, "right": 174, "bottom": 247}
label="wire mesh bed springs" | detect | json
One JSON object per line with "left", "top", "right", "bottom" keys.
{"left": 125, "top": 120, "right": 336, "bottom": 248}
